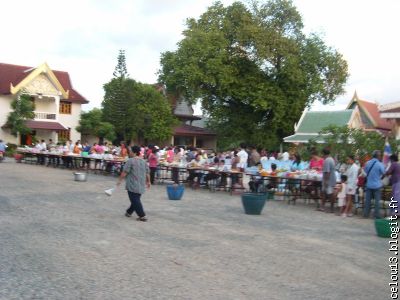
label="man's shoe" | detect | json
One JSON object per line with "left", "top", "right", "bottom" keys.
{"left": 136, "top": 217, "right": 148, "bottom": 222}
{"left": 125, "top": 212, "right": 132, "bottom": 217}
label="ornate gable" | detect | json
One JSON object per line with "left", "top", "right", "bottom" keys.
{"left": 10, "top": 63, "right": 69, "bottom": 99}
{"left": 23, "top": 74, "right": 60, "bottom": 96}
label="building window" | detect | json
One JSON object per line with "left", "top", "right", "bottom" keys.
{"left": 60, "top": 101, "right": 72, "bottom": 114}
{"left": 58, "top": 129, "right": 70, "bottom": 141}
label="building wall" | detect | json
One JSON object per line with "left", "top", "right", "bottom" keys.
{"left": 0, "top": 95, "right": 82, "bottom": 144}
{"left": 197, "top": 137, "right": 217, "bottom": 150}
{"left": 58, "top": 103, "right": 82, "bottom": 142}
{"left": 34, "top": 96, "right": 57, "bottom": 114}
{"left": 35, "top": 129, "right": 55, "bottom": 143}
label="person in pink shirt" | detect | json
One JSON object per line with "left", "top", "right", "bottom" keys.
{"left": 166, "top": 147, "right": 174, "bottom": 163}
{"left": 95, "top": 143, "right": 104, "bottom": 154}
{"left": 309, "top": 150, "right": 324, "bottom": 171}
{"left": 146, "top": 146, "right": 153, "bottom": 159}
{"left": 148, "top": 148, "right": 159, "bottom": 184}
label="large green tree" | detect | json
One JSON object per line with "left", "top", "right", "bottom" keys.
{"left": 102, "top": 50, "right": 178, "bottom": 143}
{"left": 158, "top": 0, "right": 349, "bottom": 149}
{"left": 5, "top": 93, "right": 35, "bottom": 137}
{"left": 126, "top": 82, "right": 179, "bottom": 143}
{"left": 76, "top": 108, "right": 116, "bottom": 142}
{"left": 102, "top": 50, "right": 131, "bottom": 141}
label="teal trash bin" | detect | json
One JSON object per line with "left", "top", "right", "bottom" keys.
{"left": 375, "top": 218, "right": 394, "bottom": 238}
{"left": 241, "top": 193, "right": 267, "bottom": 215}
{"left": 167, "top": 185, "right": 185, "bottom": 200}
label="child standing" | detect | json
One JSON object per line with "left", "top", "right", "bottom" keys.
{"left": 337, "top": 174, "right": 347, "bottom": 217}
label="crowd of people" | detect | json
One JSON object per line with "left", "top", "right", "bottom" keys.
{"left": 14, "top": 138, "right": 398, "bottom": 220}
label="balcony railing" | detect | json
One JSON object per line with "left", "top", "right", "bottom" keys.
{"left": 34, "top": 112, "right": 57, "bottom": 120}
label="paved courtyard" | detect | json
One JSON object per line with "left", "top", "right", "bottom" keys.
{"left": 0, "top": 159, "right": 388, "bottom": 299}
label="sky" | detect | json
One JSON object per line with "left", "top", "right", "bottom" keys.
{"left": 1, "top": 0, "right": 399, "bottom": 113}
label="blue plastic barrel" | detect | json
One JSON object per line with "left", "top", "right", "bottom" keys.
{"left": 167, "top": 185, "right": 185, "bottom": 200}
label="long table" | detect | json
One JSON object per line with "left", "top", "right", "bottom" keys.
{"left": 181, "top": 166, "right": 245, "bottom": 195}
{"left": 139, "top": 163, "right": 246, "bottom": 195}
{"left": 16, "top": 151, "right": 246, "bottom": 195}
{"left": 247, "top": 173, "right": 323, "bottom": 205}
{"left": 17, "top": 151, "right": 126, "bottom": 175}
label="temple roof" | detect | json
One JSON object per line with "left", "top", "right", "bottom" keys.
{"left": 283, "top": 110, "right": 354, "bottom": 143}
{"left": 174, "top": 124, "right": 216, "bottom": 136}
{"left": 0, "top": 62, "right": 88, "bottom": 104}
{"left": 347, "top": 91, "right": 392, "bottom": 130}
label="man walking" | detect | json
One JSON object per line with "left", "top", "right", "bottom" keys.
{"left": 117, "top": 145, "right": 151, "bottom": 221}
{"left": 363, "top": 150, "right": 385, "bottom": 219}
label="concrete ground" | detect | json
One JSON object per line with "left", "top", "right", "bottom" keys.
{"left": 0, "top": 159, "right": 389, "bottom": 300}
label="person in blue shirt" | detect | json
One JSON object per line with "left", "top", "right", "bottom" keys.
{"left": 0, "top": 140, "right": 6, "bottom": 161}
{"left": 81, "top": 142, "right": 92, "bottom": 169}
{"left": 290, "top": 153, "right": 303, "bottom": 171}
{"left": 0, "top": 140, "right": 6, "bottom": 152}
{"left": 363, "top": 150, "right": 385, "bottom": 219}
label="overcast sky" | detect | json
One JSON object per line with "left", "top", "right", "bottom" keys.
{"left": 1, "top": 0, "right": 399, "bottom": 113}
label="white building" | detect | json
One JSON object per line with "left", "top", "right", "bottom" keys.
{"left": 0, "top": 62, "right": 88, "bottom": 145}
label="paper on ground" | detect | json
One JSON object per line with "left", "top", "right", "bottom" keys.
{"left": 105, "top": 188, "right": 115, "bottom": 196}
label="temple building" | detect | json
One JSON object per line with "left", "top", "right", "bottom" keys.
{"left": 0, "top": 62, "right": 88, "bottom": 145}
{"left": 284, "top": 91, "right": 393, "bottom": 144}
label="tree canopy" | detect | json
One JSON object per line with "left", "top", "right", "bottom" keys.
{"left": 158, "top": 0, "right": 349, "bottom": 149}
{"left": 102, "top": 50, "right": 132, "bottom": 141}
{"left": 295, "top": 125, "right": 398, "bottom": 163}
{"left": 5, "top": 93, "right": 35, "bottom": 137}
{"left": 102, "top": 50, "right": 178, "bottom": 143}
{"left": 76, "top": 108, "right": 116, "bottom": 142}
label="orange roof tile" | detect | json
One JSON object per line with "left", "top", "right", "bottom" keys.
{"left": 357, "top": 99, "right": 393, "bottom": 130}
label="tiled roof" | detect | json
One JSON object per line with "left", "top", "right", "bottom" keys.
{"left": 283, "top": 134, "right": 325, "bottom": 143}
{"left": 380, "top": 102, "right": 400, "bottom": 113}
{"left": 357, "top": 99, "right": 392, "bottom": 130}
{"left": 174, "top": 114, "right": 202, "bottom": 121}
{"left": 381, "top": 107, "right": 400, "bottom": 113}
{"left": 25, "top": 120, "right": 67, "bottom": 130}
{"left": 296, "top": 110, "right": 353, "bottom": 133}
{"left": 174, "top": 124, "right": 216, "bottom": 136}
{"left": 0, "top": 63, "right": 88, "bottom": 104}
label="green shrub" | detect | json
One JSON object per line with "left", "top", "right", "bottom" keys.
{"left": 5, "top": 143, "right": 17, "bottom": 157}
